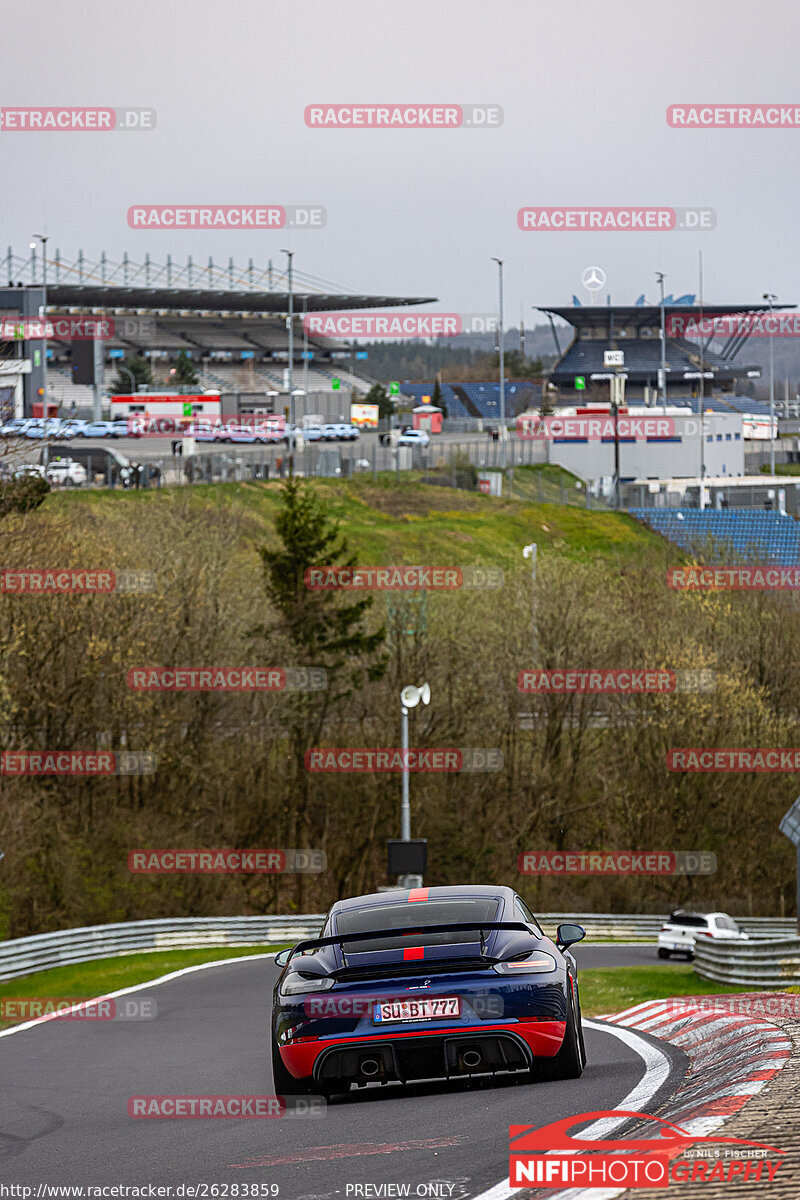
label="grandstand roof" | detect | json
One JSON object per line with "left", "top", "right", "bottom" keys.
{"left": 538, "top": 302, "right": 786, "bottom": 386}
{"left": 38, "top": 285, "right": 435, "bottom": 314}
{"left": 538, "top": 302, "right": 795, "bottom": 326}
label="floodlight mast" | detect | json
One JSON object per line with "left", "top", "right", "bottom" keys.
{"left": 399, "top": 683, "right": 430, "bottom": 886}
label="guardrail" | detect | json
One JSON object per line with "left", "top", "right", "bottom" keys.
{"left": 0, "top": 915, "right": 326, "bottom": 982}
{"left": 693, "top": 937, "right": 800, "bottom": 987}
{"left": 0, "top": 912, "right": 796, "bottom": 983}
{"left": 536, "top": 913, "right": 796, "bottom": 940}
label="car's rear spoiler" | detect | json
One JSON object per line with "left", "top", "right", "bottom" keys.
{"left": 285, "top": 920, "right": 533, "bottom": 964}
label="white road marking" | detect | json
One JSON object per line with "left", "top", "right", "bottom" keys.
{"left": 0, "top": 951, "right": 279, "bottom": 1038}
{"left": 471, "top": 1017, "right": 673, "bottom": 1200}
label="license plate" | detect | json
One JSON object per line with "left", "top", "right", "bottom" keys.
{"left": 373, "top": 996, "right": 461, "bottom": 1023}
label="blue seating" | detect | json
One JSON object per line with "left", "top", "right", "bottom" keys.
{"left": 629, "top": 508, "right": 800, "bottom": 564}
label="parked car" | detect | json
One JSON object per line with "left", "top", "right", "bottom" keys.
{"left": 57, "top": 419, "right": 90, "bottom": 439}
{"left": 45, "top": 457, "right": 88, "bottom": 487}
{"left": 299, "top": 425, "right": 324, "bottom": 442}
{"left": 22, "top": 419, "right": 51, "bottom": 439}
{"left": 0, "top": 418, "right": 33, "bottom": 437}
{"left": 657, "top": 910, "right": 749, "bottom": 960}
{"left": 397, "top": 428, "right": 430, "bottom": 447}
{"left": 110, "top": 419, "right": 140, "bottom": 438}
{"left": 214, "top": 422, "right": 257, "bottom": 444}
{"left": 79, "top": 421, "right": 117, "bottom": 439}
{"left": 185, "top": 420, "right": 217, "bottom": 443}
{"left": 40, "top": 443, "right": 136, "bottom": 488}
{"left": 12, "top": 463, "right": 47, "bottom": 479}
{"left": 324, "top": 423, "right": 360, "bottom": 441}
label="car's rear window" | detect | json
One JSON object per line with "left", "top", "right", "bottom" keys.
{"left": 668, "top": 913, "right": 709, "bottom": 928}
{"left": 335, "top": 897, "right": 501, "bottom": 951}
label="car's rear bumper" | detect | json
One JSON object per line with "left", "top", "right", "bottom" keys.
{"left": 279, "top": 1019, "right": 566, "bottom": 1081}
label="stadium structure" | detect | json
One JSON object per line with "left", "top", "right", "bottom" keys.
{"left": 537, "top": 299, "right": 782, "bottom": 418}
{"left": 0, "top": 248, "right": 434, "bottom": 419}
{"left": 400, "top": 296, "right": 796, "bottom": 425}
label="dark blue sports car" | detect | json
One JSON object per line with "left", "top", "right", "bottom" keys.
{"left": 270, "top": 884, "right": 586, "bottom": 1097}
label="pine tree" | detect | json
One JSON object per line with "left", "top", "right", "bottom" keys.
{"left": 110, "top": 354, "right": 152, "bottom": 395}
{"left": 258, "top": 478, "right": 387, "bottom": 905}
{"left": 169, "top": 350, "right": 199, "bottom": 389}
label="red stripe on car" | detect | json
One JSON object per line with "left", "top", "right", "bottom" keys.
{"left": 407, "top": 888, "right": 429, "bottom": 902}
{"left": 403, "top": 947, "right": 424, "bottom": 960}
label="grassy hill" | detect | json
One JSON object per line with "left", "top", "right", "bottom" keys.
{"left": 42, "top": 467, "right": 667, "bottom": 566}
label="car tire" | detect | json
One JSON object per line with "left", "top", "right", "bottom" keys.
{"left": 536, "top": 974, "right": 585, "bottom": 1082}
{"left": 657, "top": 948, "right": 670, "bottom": 959}
{"left": 271, "top": 1037, "right": 312, "bottom": 1097}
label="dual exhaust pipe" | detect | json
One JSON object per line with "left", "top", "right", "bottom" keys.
{"left": 356, "top": 1043, "right": 486, "bottom": 1082}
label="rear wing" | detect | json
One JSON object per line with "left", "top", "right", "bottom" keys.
{"left": 286, "top": 920, "right": 533, "bottom": 964}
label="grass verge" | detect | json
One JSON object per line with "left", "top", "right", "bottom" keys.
{"left": 0, "top": 945, "right": 284, "bottom": 1029}
{"left": 2, "top": 950, "right": 773, "bottom": 1031}
{"left": 579, "top": 963, "right": 786, "bottom": 1017}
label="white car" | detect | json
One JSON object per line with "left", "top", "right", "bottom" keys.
{"left": 397, "top": 428, "right": 430, "bottom": 447}
{"left": 657, "top": 910, "right": 749, "bottom": 959}
{"left": 45, "top": 458, "right": 88, "bottom": 488}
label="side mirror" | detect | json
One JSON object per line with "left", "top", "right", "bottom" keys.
{"left": 556, "top": 923, "right": 586, "bottom": 949}
{"left": 274, "top": 948, "right": 292, "bottom": 969}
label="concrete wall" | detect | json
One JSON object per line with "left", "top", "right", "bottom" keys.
{"left": 547, "top": 412, "right": 744, "bottom": 483}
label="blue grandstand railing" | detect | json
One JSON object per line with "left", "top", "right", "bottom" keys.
{"left": 629, "top": 508, "right": 800, "bottom": 565}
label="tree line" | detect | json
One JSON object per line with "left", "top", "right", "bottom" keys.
{"left": 0, "top": 481, "right": 797, "bottom": 938}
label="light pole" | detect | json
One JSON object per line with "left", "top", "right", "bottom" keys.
{"left": 302, "top": 294, "right": 309, "bottom": 402}
{"left": 282, "top": 249, "right": 294, "bottom": 446}
{"left": 522, "top": 543, "right": 537, "bottom": 665}
{"left": 699, "top": 252, "right": 706, "bottom": 511}
{"left": 399, "top": 682, "right": 431, "bottom": 853}
{"left": 491, "top": 257, "right": 506, "bottom": 467}
{"left": 656, "top": 271, "right": 667, "bottom": 410}
{"left": 117, "top": 365, "right": 137, "bottom": 394}
{"left": 764, "top": 292, "right": 778, "bottom": 474}
{"left": 31, "top": 234, "right": 48, "bottom": 416}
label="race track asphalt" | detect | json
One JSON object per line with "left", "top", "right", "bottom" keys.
{"left": 0, "top": 955, "right": 687, "bottom": 1195}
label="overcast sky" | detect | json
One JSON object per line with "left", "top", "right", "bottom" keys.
{"left": 3, "top": 0, "right": 799, "bottom": 321}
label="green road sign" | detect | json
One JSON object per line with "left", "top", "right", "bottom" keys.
{"left": 389, "top": 381, "right": 400, "bottom": 395}
{"left": 575, "top": 376, "right": 586, "bottom": 391}
{"left": 332, "top": 377, "right": 341, "bottom": 390}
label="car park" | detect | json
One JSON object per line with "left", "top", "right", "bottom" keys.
{"left": 0, "top": 418, "right": 33, "bottom": 437}
{"left": 657, "top": 910, "right": 749, "bottom": 960}
{"left": 271, "top": 883, "right": 586, "bottom": 1097}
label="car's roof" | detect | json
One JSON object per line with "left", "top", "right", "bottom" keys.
{"left": 669, "top": 909, "right": 735, "bottom": 920}
{"left": 330, "top": 884, "right": 514, "bottom": 915}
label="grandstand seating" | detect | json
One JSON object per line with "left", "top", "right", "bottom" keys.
{"left": 630, "top": 508, "right": 800, "bottom": 563}
{"left": 397, "top": 382, "right": 541, "bottom": 420}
